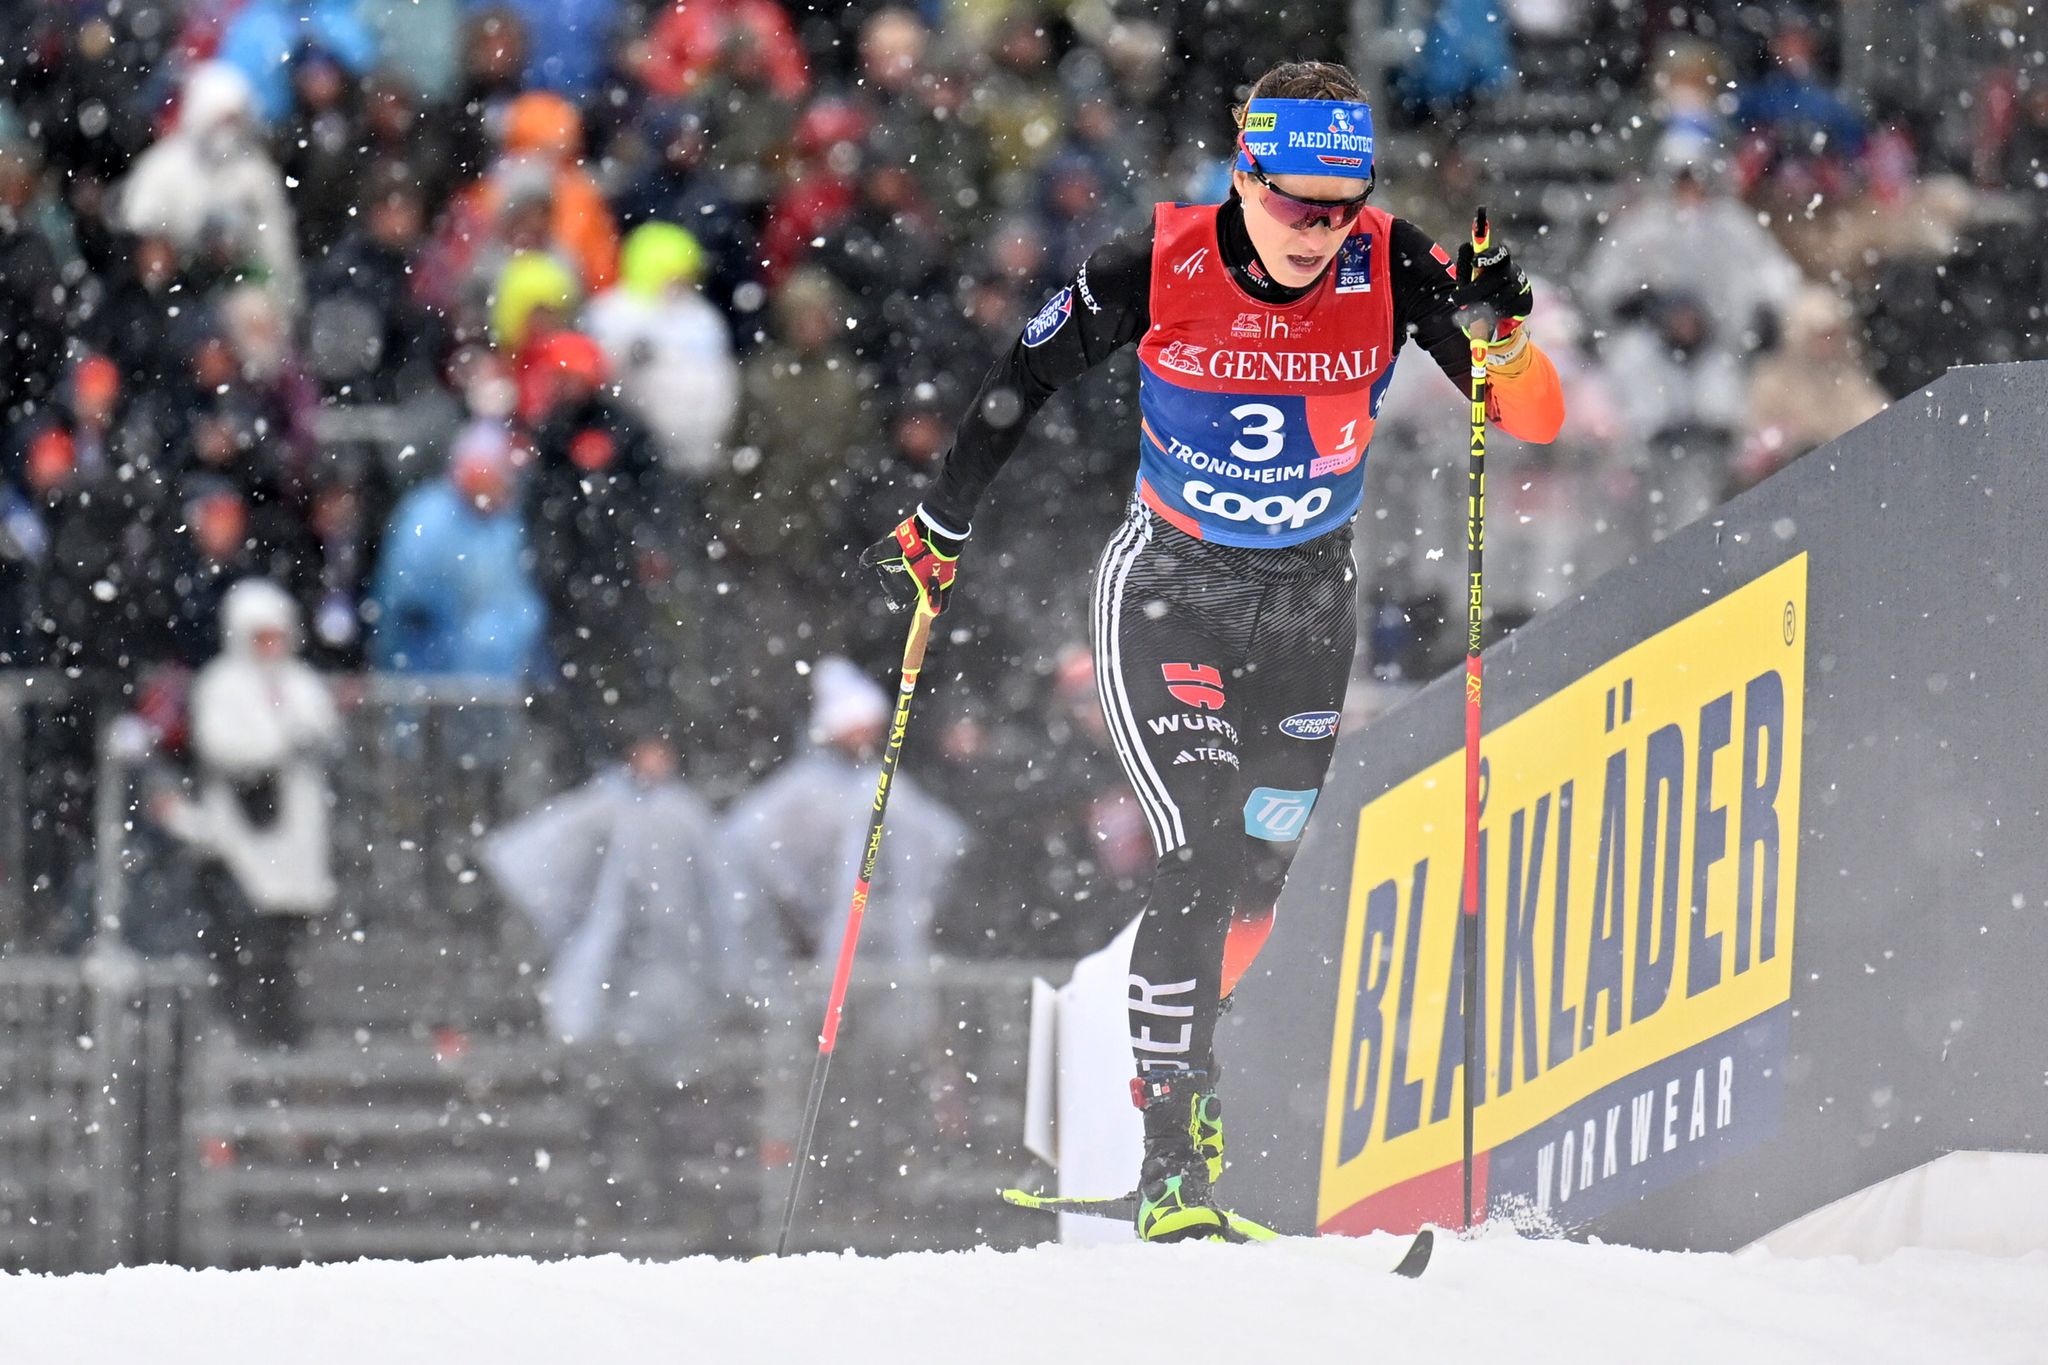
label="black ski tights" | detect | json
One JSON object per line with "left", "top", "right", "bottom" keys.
{"left": 1091, "top": 503, "right": 1356, "bottom": 1079}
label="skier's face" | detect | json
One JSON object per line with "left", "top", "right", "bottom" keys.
{"left": 1234, "top": 169, "right": 1370, "bottom": 288}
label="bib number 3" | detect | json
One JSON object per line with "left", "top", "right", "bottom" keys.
{"left": 1229, "top": 403, "right": 1286, "bottom": 462}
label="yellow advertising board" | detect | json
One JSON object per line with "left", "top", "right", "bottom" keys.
{"left": 1320, "top": 555, "right": 1807, "bottom": 1227}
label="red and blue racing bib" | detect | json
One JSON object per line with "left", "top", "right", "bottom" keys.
{"left": 1134, "top": 202, "right": 1399, "bottom": 547}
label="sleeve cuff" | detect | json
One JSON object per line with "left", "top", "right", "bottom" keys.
{"left": 915, "top": 505, "right": 972, "bottom": 541}
{"left": 1482, "top": 326, "right": 1532, "bottom": 376}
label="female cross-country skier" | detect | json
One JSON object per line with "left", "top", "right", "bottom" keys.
{"left": 866, "top": 60, "right": 1565, "bottom": 1241}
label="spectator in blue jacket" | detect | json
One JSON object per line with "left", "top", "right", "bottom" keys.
{"left": 217, "top": 0, "right": 378, "bottom": 126}
{"left": 368, "top": 422, "right": 545, "bottom": 678}
{"left": 1735, "top": 18, "right": 1868, "bottom": 161}
{"left": 1395, "top": 0, "right": 1514, "bottom": 120}
{"left": 491, "top": 0, "right": 621, "bottom": 98}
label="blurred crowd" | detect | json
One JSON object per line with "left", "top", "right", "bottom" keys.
{"left": 1363, "top": 0, "right": 2045, "bottom": 655}
{"left": 0, "top": 1, "right": 2042, "bottom": 1049}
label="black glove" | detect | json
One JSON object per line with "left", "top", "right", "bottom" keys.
{"left": 860, "top": 507, "right": 967, "bottom": 615}
{"left": 1455, "top": 233, "right": 1534, "bottom": 343}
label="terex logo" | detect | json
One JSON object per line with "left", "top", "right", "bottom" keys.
{"left": 1185, "top": 481, "right": 1332, "bottom": 530}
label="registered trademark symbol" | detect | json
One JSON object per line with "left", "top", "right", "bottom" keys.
{"left": 1782, "top": 602, "right": 1797, "bottom": 645}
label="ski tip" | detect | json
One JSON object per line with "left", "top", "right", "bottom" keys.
{"left": 998, "top": 1188, "right": 1140, "bottom": 1217}
{"left": 1391, "top": 1228, "right": 1434, "bottom": 1278}
{"left": 1217, "top": 1210, "right": 1280, "bottom": 1242}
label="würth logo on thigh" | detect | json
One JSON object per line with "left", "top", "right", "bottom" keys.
{"left": 1162, "top": 662, "right": 1226, "bottom": 710}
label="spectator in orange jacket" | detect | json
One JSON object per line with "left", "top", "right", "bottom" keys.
{"left": 469, "top": 92, "right": 619, "bottom": 293}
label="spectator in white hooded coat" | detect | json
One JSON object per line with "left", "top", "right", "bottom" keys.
{"left": 1579, "top": 142, "right": 1804, "bottom": 364}
{"left": 580, "top": 221, "right": 737, "bottom": 480}
{"left": 163, "top": 577, "right": 340, "bottom": 1043}
{"left": 116, "top": 61, "right": 304, "bottom": 315}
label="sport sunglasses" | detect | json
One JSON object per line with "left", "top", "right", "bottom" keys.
{"left": 1238, "top": 137, "right": 1373, "bottom": 232}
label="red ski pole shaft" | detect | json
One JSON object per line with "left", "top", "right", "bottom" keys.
{"left": 774, "top": 604, "right": 937, "bottom": 1255}
{"left": 1461, "top": 206, "right": 1490, "bottom": 1233}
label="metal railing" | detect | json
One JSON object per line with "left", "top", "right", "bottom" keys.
{"left": 0, "top": 956, "right": 205, "bottom": 1272}
{"left": 327, "top": 677, "right": 556, "bottom": 932}
{"left": 176, "top": 962, "right": 1055, "bottom": 1265}
{"left": 0, "top": 949, "right": 1064, "bottom": 1268}
{"left": 0, "top": 673, "right": 73, "bottom": 950}
{"left": 4, "top": 668, "right": 1062, "bottom": 1268}
{"left": 0, "top": 954, "right": 1059, "bottom": 1271}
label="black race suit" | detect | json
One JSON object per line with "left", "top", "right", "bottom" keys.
{"left": 923, "top": 194, "right": 1480, "bottom": 1079}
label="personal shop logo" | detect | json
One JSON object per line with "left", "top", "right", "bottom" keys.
{"left": 1279, "top": 710, "right": 1341, "bottom": 741}
{"left": 1024, "top": 287, "right": 1073, "bottom": 348}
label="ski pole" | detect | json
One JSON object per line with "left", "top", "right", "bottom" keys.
{"left": 772, "top": 603, "right": 939, "bottom": 1255}
{"left": 1459, "top": 207, "right": 1491, "bottom": 1233}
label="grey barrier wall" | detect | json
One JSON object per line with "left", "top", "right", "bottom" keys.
{"left": 1219, "top": 360, "right": 2048, "bottom": 1251}
{"left": 3, "top": 670, "right": 1052, "bottom": 1270}
{"left": 0, "top": 958, "right": 206, "bottom": 1272}
{"left": 0, "top": 679, "right": 29, "bottom": 947}
{"left": 0, "top": 957, "right": 1047, "bottom": 1269}
{"left": 0, "top": 674, "right": 72, "bottom": 949}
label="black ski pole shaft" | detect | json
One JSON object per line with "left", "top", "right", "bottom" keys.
{"left": 1460, "top": 206, "right": 1491, "bottom": 1234}
{"left": 772, "top": 604, "right": 938, "bottom": 1255}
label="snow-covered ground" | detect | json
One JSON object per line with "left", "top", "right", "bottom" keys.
{"left": 3, "top": 1232, "right": 2041, "bottom": 1364}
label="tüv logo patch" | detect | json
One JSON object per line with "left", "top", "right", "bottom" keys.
{"left": 1244, "top": 786, "right": 1318, "bottom": 841}
{"left": 1279, "top": 710, "right": 1341, "bottom": 741}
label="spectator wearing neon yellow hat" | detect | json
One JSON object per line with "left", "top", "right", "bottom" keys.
{"left": 492, "top": 247, "right": 581, "bottom": 351}
{"left": 581, "top": 222, "right": 737, "bottom": 479}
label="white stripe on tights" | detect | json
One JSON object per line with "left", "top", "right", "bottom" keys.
{"left": 1094, "top": 509, "right": 1186, "bottom": 853}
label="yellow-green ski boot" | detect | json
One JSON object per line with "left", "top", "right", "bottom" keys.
{"left": 1191, "top": 1086, "right": 1224, "bottom": 1185}
{"left": 1133, "top": 1071, "right": 1226, "bottom": 1243}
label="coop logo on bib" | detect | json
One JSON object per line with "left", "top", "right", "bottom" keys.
{"left": 1024, "top": 287, "right": 1073, "bottom": 348}
{"left": 1184, "top": 481, "right": 1332, "bottom": 531}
